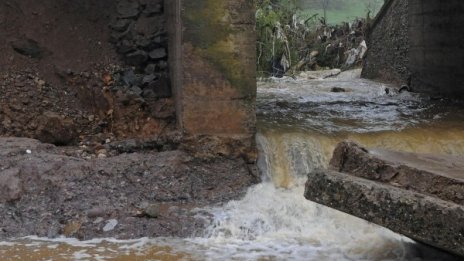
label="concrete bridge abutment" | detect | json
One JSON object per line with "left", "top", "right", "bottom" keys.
{"left": 165, "top": 0, "right": 257, "bottom": 159}
{"left": 409, "top": 0, "right": 464, "bottom": 98}
{"left": 362, "top": 0, "right": 464, "bottom": 98}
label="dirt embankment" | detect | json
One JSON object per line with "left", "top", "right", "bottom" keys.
{"left": 0, "top": 0, "right": 259, "bottom": 239}
{"left": 0, "top": 0, "right": 174, "bottom": 145}
{"left": 0, "top": 138, "right": 259, "bottom": 239}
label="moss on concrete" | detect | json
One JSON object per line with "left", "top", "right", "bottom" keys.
{"left": 183, "top": 0, "right": 255, "bottom": 99}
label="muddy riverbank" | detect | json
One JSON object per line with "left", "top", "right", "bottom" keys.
{"left": 0, "top": 137, "right": 259, "bottom": 240}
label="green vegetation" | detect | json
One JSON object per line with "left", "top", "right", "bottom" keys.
{"left": 256, "top": 0, "right": 383, "bottom": 76}
{"left": 183, "top": 0, "right": 255, "bottom": 97}
{"left": 297, "top": 0, "right": 384, "bottom": 24}
{"left": 255, "top": 0, "right": 300, "bottom": 75}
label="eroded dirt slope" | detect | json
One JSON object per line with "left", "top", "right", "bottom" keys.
{"left": 0, "top": 0, "right": 175, "bottom": 146}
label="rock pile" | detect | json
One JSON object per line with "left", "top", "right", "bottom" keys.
{"left": 110, "top": 0, "right": 171, "bottom": 100}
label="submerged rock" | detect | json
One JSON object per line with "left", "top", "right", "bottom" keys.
{"left": 330, "top": 87, "right": 346, "bottom": 93}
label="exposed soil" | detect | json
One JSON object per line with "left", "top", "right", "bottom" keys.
{"left": 0, "top": 0, "right": 259, "bottom": 240}
{"left": 0, "top": 138, "right": 259, "bottom": 240}
{"left": 0, "top": 0, "right": 175, "bottom": 145}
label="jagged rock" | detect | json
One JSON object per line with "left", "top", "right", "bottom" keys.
{"left": 158, "top": 60, "right": 168, "bottom": 70}
{"left": 125, "top": 50, "right": 148, "bottom": 65}
{"left": 117, "top": 0, "right": 139, "bottom": 18}
{"left": 130, "top": 86, "right": 143, "bottom": 96}
{"left": 143, "top": 0, "right": 163, "bottom": 16}
{"left": 153, "top": 35, "right": 164, "bottom": 44}
{"left": 135, "top": 37, "right": 154, "bottom": 49}
{"left": 135, "top": 16, "right": 164, "bottom": 37}
{"left": 142, "top": 88, "right": 156, "bottom": 99}
{"left": 117, "top": 39, "right": 136, "bottom": 54}
{"left": 110, "top": 19, "right": 131, "bottom": 32}
{"left": 110, "top": 24, "right": 134, "bottom": 43}
{"left": 142, "top": 74, "right": 157, "bottom": 85}
{"left": 149, "top": 48, "right": 167, "bottom": 60}
{"left": 144, "top": 64, "right": 156, "bottom": 74}
{"left": 121, "top": 69, "right": 136, "bottom": 86}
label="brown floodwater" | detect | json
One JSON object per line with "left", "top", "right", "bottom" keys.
{"left": 2, "top": 71, "right": 463, "bottom": 260}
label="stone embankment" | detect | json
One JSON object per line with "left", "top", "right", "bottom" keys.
{"left": 305, "top": 141, "right": 464, "bottom": 257}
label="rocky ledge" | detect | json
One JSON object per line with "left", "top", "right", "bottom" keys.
{"left": 0, "top": 137, "right": 259, "bottom": 240}
{"left": 305, "top": 141, "right": 464, "bottom": 257}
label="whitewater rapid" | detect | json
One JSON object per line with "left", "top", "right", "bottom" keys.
{"left": 2, "top": 70, "right": 463, "bottom": 260}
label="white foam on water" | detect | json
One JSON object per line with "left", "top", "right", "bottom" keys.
{"left": 1, "top": 70, "right": 461, "bottom": 260}
{"left": 257, "top": 70, "right": 434, "bottom": 133}
{"left": 0, "top": 242, "right": 16, "bottom": 246}
{"left": 185, "top": 180, "right": 414, "bottom": 261}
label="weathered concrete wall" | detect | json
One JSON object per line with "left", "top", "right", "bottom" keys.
{"left": 361, "top": 0, "right": 410, "bottom": 85}
{"left": 166, "top": 0, "right": 257, "bottom": 159}
{"left": 363, "top": 0, "right": 464, "bottom": 98}
{"left": 409, "top": 0, "right": 464, "bottom": 98}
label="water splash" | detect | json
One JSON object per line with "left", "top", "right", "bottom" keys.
{"left": 1, "top": 72, "right": 463, "bottom": 260}
{"left": 257, "top": 72, "right": 464, "bottom": 134}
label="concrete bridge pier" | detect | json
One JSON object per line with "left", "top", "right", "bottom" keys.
{"left": 165, "top": 0, "right": 257, "bottom": 160}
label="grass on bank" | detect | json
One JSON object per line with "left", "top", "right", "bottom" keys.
{"left": 298, "top": 0, "right": 383, "bottom": 24}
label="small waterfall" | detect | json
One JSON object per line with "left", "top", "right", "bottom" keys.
{"left": 192, "top": 126, "right": 464, "bottom": 260}
{"left": 256, "top": 131, "right": 334, "bottom": 187}
{"left": 193, "top": 132, "right": 415, "bottom": 261}
{"left": 2, "top": 73, "right": 462, "bottom": 260}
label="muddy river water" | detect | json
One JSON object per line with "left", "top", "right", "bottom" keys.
{"left": 1, "top": 70, "right": 463, "bottom": 260}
